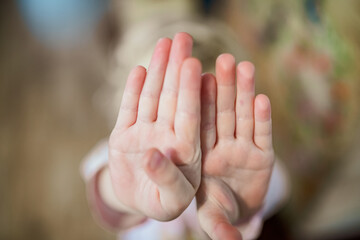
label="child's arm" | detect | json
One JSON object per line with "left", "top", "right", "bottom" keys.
{"left": 196, "top": 54, "right": 276, "bottom": 240}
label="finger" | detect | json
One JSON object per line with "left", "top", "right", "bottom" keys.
{"left": 144, "top": 148, "right": 195, "bottom": 220}
{"left": 235, "top": 61, "right": 255, "bottom": 139}
{"left": 175, "top": 58, "right": 202, "bottom": 144}
{"left": 115, "top": 66, "right": 146, "bottom": 131}
{"left": 197, "top": 200, "right": 242, "bottom": 240}
{"left": 201, "top": 73, "right": 217, "bottom": 152}
{"left": 138, "top": 38, "right": 172, "bottom": 122}
{"left": 254, "top": 94, "right": 273, "bottom": 151}
{"left": 215, "top": 54, "right": 236, "bottom": 139}
{"left": 157, "top": 32, "right": 193, "bottom": 126}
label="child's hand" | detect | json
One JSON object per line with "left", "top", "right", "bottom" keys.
{"left": 197, "top": 54, "right": 275, "bottom": 240}
{"left": 108, "top": 33, "right": 202, "bottom": 221}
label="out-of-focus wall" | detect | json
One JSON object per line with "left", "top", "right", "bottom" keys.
{"left": 0, "top": 1, "right": 113, "bottom": 239}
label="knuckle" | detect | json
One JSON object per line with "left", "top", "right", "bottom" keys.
{"left": 141, "top": 90, "right": 158, "bottom": 99}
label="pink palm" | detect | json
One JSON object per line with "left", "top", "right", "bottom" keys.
{"left": 109, "top": 33, "right": 202, "bottom": 221}
{"left": 197, "top": 54, "right": 274, "bottom": 240}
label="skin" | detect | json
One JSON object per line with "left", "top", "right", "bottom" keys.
{"left": 197, "top": 54, "right": 274, "bottom": 240}
{"left": 108, "top": 32, "right": 202, "bottom": 221}
{"left": 103, "top": 33, "right": 274, "bottom": 239}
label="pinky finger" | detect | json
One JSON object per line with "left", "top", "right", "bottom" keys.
{"left": 114, "top": 66, "right": 146, "bottom": 131}
{"left": 253, "top": 94, "right": 273, "bottom": 151}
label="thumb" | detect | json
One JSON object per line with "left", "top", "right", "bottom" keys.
{"left": 144, "top": 148, "right": 195, "bottom": 220}
{"left": 197, "top": 200, "right": 243, "bottom": 240}
{"left": 196, "top": 179, "right": 242, "bottom": 240}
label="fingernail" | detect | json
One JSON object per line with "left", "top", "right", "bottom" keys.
{"left": 148, "top": 150, "right": 164, "bottom": 171}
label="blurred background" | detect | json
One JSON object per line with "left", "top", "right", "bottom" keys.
{"left": 1, "top": 0, "right": 360, "bottom": 239}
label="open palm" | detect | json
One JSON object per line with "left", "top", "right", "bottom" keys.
{"left": 197, "top": 54, "right": 275, "bottom": 240}
{"left": 109, "top": 33, "right": 202, "bottom": 221}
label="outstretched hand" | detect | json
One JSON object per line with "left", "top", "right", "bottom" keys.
{"left": 108, "top": 33, "right": 202, "bottom": 221}
{"left": 197, "top": 54, "right": 275, "bottom": 240}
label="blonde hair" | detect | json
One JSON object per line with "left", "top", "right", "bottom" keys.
{"left": 96, "top": 17, "right": 246, "bottom": 126}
